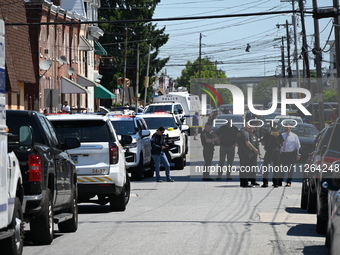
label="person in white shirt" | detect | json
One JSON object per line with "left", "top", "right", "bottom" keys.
{"left": 279, "top": 125, "right": 301, "bottom": 187}
{"left": 62, "top": 101, "right": 70, "bottom": 113}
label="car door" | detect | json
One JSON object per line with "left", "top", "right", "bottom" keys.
{"left": 137, "top": 118, "right": 151, "bottom": 164}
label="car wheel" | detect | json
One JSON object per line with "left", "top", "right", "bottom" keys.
{"left": 130, "top": 154, "right": 143, "bottom": 181}
{"left": 174, "top": 155, "right": 185, "bottom": 170}
{"left": 0, "top": 197, "right": 24, "bottom": 255}
{"left": 109, "top": 174, "right": 130, "bottom": 212}
{"left": 58, "top": 184, "right": 78, "bottom": 233}
{"left": 300, "top": 179, "right": 308, "bottom": 209}
{"left": 144, "top": 159, "right": 155, "bottom": 178}
{"left": 30, "top": 189, "right": 54, "bottom": 245}
{"left": 307, "top": 188, "right": 317, "bottom": 214}
{"left": 316, "top": 214, "right": 327, "bottom": 234}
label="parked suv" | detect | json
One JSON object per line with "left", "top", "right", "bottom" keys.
{"left": 315, "top": 118, "right": 340, "bottom": 234}
{"left": 144, "top": 103, "right": 185, "bottom": 122}
{"left": 301, "top": 126, "right": 333, "bottom": 213}
{"left": 47, "top": 114, "right": 132, "bottom": 212}
{"left": 141, "top": 113, "right": 189, "bottom": 170}
{"left": 7, "top": 110, "right": 80, "bottom": 245}
{"left": 107, "top": 113, "right": 152, "bottom": 180}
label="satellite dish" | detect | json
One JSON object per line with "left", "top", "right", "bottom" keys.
{"left": 67, "top": 67, "right": 75, "bottom": 76}
{"left": 39, "top": 59, "right": 52, "bottom": 71}
{"left": 58, "top": 55, "right": 67, "bottom": 65}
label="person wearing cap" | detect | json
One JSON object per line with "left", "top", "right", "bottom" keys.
{"left": 260, "top": 122, "right": 284, "bottom": 188}
{"left": 151, "top": 126, "right": 174, "bottom": 183}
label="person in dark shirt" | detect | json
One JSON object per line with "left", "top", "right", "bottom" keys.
{"left": 192, "top": 111, "right": 199, "bottom": 140}
{"left": 151, "top": 126, "right": 174, "bottom": 182}
{"left": 215, "top": 119, "right": 239, "bottom": 180}
{"left": 237, "top": 125, "right": 261, "bottom": 187}
{"left": 260, "top": 123, "right": 284, "bottom": 187}
{"left": 200, "top": 122, "right": 219, "bottom": 181}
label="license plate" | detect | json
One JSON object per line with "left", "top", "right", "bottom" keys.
{"left": 71, "top": 155, "right": 78, "bottom": 164}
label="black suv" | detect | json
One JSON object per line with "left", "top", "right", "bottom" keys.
{"left": 7, "top": 110, "right": 80, "bottom": 245}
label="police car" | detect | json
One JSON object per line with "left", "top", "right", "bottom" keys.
{"left": 47, "top": 114, "right": 132, "bottom": 212}
{"left": 107, "top": 113, "right": 152, "bottom": 180}
{"left": 141, "top": 113, "right": 189, "bottom": 170}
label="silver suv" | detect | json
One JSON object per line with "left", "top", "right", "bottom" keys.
{"left": 107, "top": 113, "right": 152, "bottom": 180}
{"left": 47, "top": 114, "right": 132, "bottom": 212}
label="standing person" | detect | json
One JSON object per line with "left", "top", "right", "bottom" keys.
{"left": 215, "top": 119, "right": 239, "bottom": 180}
{"left": 62, "top": 101, "right": 70, "bottom": 113}
{"left": 279, "top": 125, "right": 301, "bottom": 187}
{"left": 200, "top": 122, "right": 219, "bottom": 181}
{"left": 237, "top": 125, "right": 261, "bottom": 187}
{"left": 151, "top": 126, "right": 174, "bottom": 183}
{"left": 192, "top": 111, "right": 199, "bottom": 140}
{"left": 261, "top": 123, "right": 284, "bottom": 188}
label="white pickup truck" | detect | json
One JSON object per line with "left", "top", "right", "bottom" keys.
{"left": 0, "top": 18, "right": 25, "bottom": 255}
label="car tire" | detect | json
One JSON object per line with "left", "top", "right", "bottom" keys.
{"left": 0, "top": 197, "right": 24, "bottom": 255}
{"left": 316, "top": 214, "right": 327, "bottom": 234}
{"left": 58, "top": 184, "right": 78, "bottom": 233}
{"left": 174, "top": 155, "right": 185, "bottom": 170}
{"left": 300, "top": 179, "right": 308, "bottom": 209}
{"left": 30, "top": 188, "right": 54, "bottom": 245}
{"left": 109, "top": 174, "right": 130, "bottom": 212}
{"left": 307, "top": 188, "right": 317, "bottom": 214}
{"left": 130, "top": 154, "right": 144, "bottom": 181}
{"left": 144, "top": 159, "right": 155, "bottom": 178}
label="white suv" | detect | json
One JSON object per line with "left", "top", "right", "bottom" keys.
{"left": 107, "top": 114, "right": 152, "bottom": 180}
{"left": 141, "top": 113, "right": 189, "bottom": 170}
{"left": 47, "top": 114, "right": 132, "bottom": 211}
{"left": 144, "top": 103, "right": 186, "bottom": 123}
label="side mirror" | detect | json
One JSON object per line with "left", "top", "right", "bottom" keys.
{"left": 19, "top": 125, "right": 34, "bottom": 152}
{"left": 120, "top": 135, "right": 133, "bottom": 146}
{"left": 63, "top": 137, "right": 81, "bottom": 150}
{"left": 181, "top": 124, "right": 189, "bottom": 131}
{"left": 141, "top": 129, "right": 150, "bottom": 137}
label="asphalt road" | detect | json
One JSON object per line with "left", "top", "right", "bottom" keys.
{"left": 23, "top": 136, "right": 328, "bottom": 255}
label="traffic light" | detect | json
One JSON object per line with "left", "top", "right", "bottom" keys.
{"left": 117, "top": 77, "right": 130, "bottom": 87}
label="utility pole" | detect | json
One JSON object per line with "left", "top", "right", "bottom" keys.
{"left": 333, "top": 0, "right": 340, "bottom": 117}
{"left": 291, "top": 1, "right": 301, "bottom": 90}
{"left": 298, "top": 0, "right": 311, "bottom": 92}
{"left": 135, "top": 44, "right": 139, "bottom": 112}
{"left": 144, "top": 44, "right": 151, "bottom": 106}
{"left": 199, "top": 33, "right": 202, "bottom": 78}
{"left": 122, "top": 26, "right": 128, "bottom": 107}
{"left": 281, "top": 36, "right": 286, "bottom": 90}
{"left": 312, "top": 0, "right": 325, "bottom": 129}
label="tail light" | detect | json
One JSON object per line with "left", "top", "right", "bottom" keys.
{"left": 28, "top": 154, "right": 42, "bottom": 182}
{"left": 322, "top": 156, "right": 340, "bottom": 167}
{"left": 110, "top": 143, "right": 119, "bottom": 164}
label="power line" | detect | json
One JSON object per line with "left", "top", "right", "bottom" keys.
{"left": 5, "top": 10, "right": 308, "bottom": 26}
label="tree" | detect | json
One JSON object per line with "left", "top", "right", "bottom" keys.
{"left": 98, "top": 0, "right": 169, "bottom": 101}
{"left": 252, "top": 77, "right": 277, "bottom": 106}
{"left": 177, "top": 57, "right": 227, "bottom": 89}
{"left": 323, "top": 88, "right": 338, "bottom": 102}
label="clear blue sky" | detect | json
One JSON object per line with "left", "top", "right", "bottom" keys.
{"left": 153, "top": 0, "right": 333, "bottom": 79}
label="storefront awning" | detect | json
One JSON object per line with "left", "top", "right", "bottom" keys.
{"left": 79, "top": 35, "right": 93, "bottom": 51}
{"left": 77, "top": 74, "right": 99, "bottom": 87}
{"left": 94, "top": 85, "right": 115, "bottom": 99}
{"left": 61, "top": 77, "right": 90, "bottom": 94}
{"left": 94, "top": 41, "right": 107, "bottom": 56}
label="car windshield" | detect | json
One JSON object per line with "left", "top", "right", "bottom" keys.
{"left": 144, "top": 105, "right": 172, "bottom": 113}
{"left": 142, "top": 117, "right": 178, "bottom": 130}
{"left": 51, "top": 120, "right": 113, "bottom": 142}
{"left": 291, "top": 125, "right": 319, "bottom": 138}
{"left": 111, "top": 120, "right": 136, "bottom": 135}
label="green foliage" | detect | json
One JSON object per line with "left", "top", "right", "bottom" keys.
{"left": 323, "top": 88, "right": 338, "bottom": 102}
{"left": 177, "top": 57, "right": 227, "bottom": 89}
{"left": 98, "top": 0, "right": 169, "bottom": 94}
{"left": 252, "top": 78, "right": 277, "bottom": 106}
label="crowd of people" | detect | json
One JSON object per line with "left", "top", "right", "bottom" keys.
{"left": 199, "top": 116, "right": 301, "bottom": 188}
